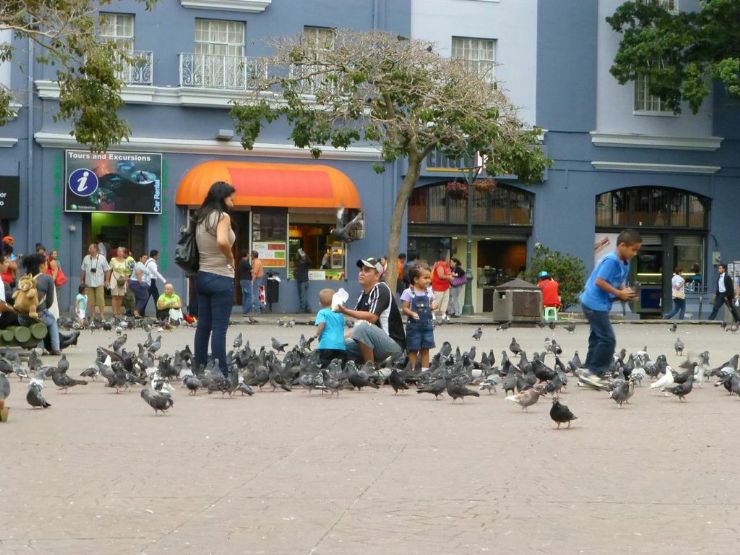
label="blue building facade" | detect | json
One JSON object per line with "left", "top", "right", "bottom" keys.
{"left": 0, "top": 0, "right": 411, "bottom": 313}
{"left": 1, "top": 0, "right": 738, "bottom": 316}
{"left": 409, "top": 0, "right": 740, "bottom": 317}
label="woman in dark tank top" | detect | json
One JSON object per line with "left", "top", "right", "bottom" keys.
{"left": 193, "top": 181, "right": 236, "bottom": 377}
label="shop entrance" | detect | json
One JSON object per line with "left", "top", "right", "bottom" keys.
{"left": 84, "top": 213, "right": 147, "bottom": 258}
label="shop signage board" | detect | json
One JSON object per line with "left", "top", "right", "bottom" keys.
{"left": 0, "top": 176, "right": 20, "bottom": 219}
{"left": 253, "top": 241, "right": 287, "bottom": 267}
{"left": 64, "top": 150, "right": 163, "bottom": 214}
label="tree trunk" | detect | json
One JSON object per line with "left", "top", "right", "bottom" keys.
{"left": 384, "top": 152, "right": 422, "bottom": 294}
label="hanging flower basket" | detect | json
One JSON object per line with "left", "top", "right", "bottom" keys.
{"left": 446, "top": 181, "right": 468, "bottom": 201}
{"left": 473, "top": 178, "right": 497, "bottom": 194}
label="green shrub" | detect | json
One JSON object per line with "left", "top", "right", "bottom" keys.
{"left": 526, "top": 244, "right": 587, "bottom": 310}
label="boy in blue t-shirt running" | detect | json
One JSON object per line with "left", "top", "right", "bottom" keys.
{"left": 314, "top": 288, "right": 347, "bottom": 368}
{"left": 579, "top": 229, "right": 642, "bottom": 390}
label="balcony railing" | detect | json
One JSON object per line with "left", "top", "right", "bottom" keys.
{"left": 179, "top": 53, "right": 267, "bottom": 90}
{"left": 118, "top": 50, "right": 154, "bottom": 86}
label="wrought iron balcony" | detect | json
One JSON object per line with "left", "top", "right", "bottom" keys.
{"left": 119, "top": 50, "right": 154, "bottom": 86}
{"left": 179, "top": 53, "right": 267, "bottom": 90}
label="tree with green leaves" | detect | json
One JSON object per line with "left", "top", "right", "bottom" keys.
{"left": 1, "top": 0, "right": 156, "bottom": 151}
{"left": 525, "top": 243, "right": 587, "bottom": 311}
{"left": 231, "top": 30, "right": 549, "bottom": 291}
{"left": 607, "top": 0, "right": 740, "bottom": 113}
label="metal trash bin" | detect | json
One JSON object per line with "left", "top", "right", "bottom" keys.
{"left": 491, "top": 278, "right": 543, "bottom": 323}
{"left": 265, "top": 273, "right": 280, "bottom": 312}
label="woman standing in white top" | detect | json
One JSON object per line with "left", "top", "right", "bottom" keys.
{"left": 664, "top": 267, "right": 686, "bottom": 320}
{"left": 145, "top": 250, "right": 167, "bottom": 312}
{"left": 193, "top": 181, "right": 236, "bottom": 378}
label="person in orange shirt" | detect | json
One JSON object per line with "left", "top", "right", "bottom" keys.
{"left": 537, "top": 271, "right": 561, "bottom": 309}
{"left": 396, "top": 253, "right": 406, "bottom": 295}
{"left": 251, "top": 250, "right": 264, "bottom": 313}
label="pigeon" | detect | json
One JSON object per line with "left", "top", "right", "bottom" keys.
{"left": 674, "top": 338, "right": 684, "bottom": 356}
{"left": 509, "top": 337, "right": 521, "bottom": 356}
{"left": 330, "top": 206, "right": 364, "bottom": 243}
{"left": 609, "top": 377, "right": 635, "bottom": 407}
{"left": 446, "top": 379, "right": 480, "bottom": 402}
{"left": 669, "top": 323, "right": 677, "bottom": 333}
{"left": 51, "top": 369, "right": 87, "bottom": 392}
{"left": 57, "top": 354, "right": 69, "bottom": 374}
{"left": 26, "top": 382, "right": 51, "bottom": 408}
{"left": 666, "top": 375, "right": 694, "bottom": 401}
{"left": 497, "top": 321, "right": 512, "bottom": 331}
{"left": 271, "top": 337, "right": 289, "bottom": 353}
{"left": 564, "top": 323, "right": 576, "bottom": 333}
{"left": 298, "top": 334, "right": 315, "bottom": 351}
{"left": 416, "top": 376, "right": 447, "bottom": 399}
{"left": 347, "top": 360, "right": 379, "bottom": 390}
{"left": 389, "top": 369, "right": 409, "bottom": 394}
{"left": 550, "top": 397, "right": 577, "bottom": 429}
{"left": 110, "top": 334, "right": 127, "bottom": 352}
{"left": 472, "top": 327, "right": 483, "bottom": 341}
{"left": 0, "top": 373, "right": 9, "bottom": 413}
{"left": 140, "top": 388, "right": 174, "bottom": 414}
{"left": 183, "top": 374, "right": 202, "bottom": 395}
{"left": 650, "top": 368, "right": 675, "bottom": 392}
{"left": 506, "top": 386, "right": 544, "bottom": 411}
{"left": 233, "top": 332, "right": 243, "bottom": 349}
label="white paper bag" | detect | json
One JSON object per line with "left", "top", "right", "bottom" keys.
{"left": 331, "top": 288, "right": 349, "bottom": 311}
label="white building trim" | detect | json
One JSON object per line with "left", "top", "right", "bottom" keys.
{"left": 591, "top": 161, "right": 721, "bottom": 175}
{"left": 590, "top": 132, "right": 723, "bottom": 151}
{"left": 0, "top": 138, "right": 18, "bottom": 148}
{"left": 180, "top": 0, "right": 271, "bottom": 12}
{"left": 33, "top": 132, "right": 382, "bottom": 161}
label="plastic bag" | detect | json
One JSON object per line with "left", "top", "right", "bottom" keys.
{"left": 332, "top": 288, "right": 349, "bottom": 311}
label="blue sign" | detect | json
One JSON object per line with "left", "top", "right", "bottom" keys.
{"left": 68, "top": 168, "right": 99, "bottom": 197}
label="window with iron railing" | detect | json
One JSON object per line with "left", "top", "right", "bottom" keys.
{"left": 185, "top": 19, "right": 248, "bottom": 89}
{"left": 640, "top": 0, "right": 678, "bottom": 14}
{"left": 425, "top": 149, "right": 474, "bottom": 170}
{"left": 97, "top": 13, "right": 152, "bottom": 85}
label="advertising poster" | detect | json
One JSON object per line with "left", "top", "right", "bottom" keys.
{"left": 0, "top": 176, "right": 20, "bottom": 219}
{"left": 594, "top": 232, "right": 619, "bottom": 265}
{"left": 65, "top": 150, "right": 163, "bottom": 214}
{"left": 253, "top": 241, "right": 287, "bottom": 268}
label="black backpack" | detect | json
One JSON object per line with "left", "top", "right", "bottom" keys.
{"left": 174, "top": 216, "right": 199, "bottom": 275}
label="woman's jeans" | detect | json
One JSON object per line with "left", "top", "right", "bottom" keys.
{"left": 240, "top": 279, "right": 252, "bottom": 314}
{"left": 448, "top": 286, "right": 463, "bottom": 316}
{"left": 664, "top": 298, "right": 686, "bottom": 320}
{"left": 194, "top": 271, "right": 234, "bottom": 376}
{"left": 19, "top": 309, "right": 59, "bottom": 352}
{"left": 582, "top": 305, "right": 615, "bottom": 377}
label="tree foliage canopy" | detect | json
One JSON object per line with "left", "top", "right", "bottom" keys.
{"left": 231, "top": 30, "right": 550, "bottom": 289}
{"left": 526, "top": 244, "right": 587, "bottom": 311}
{"left": 1, "top": 0, "right": 156, "bottom": 151}
{"left": 607, "top": 0, "right": 740, "bottom": 113}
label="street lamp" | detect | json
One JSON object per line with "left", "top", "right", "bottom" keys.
{"left": 461, "top": 164, "right": 483, "bottom": 315}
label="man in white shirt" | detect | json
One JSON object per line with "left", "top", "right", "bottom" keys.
{"left": 145, "top": 249, "right": 166, "bottom": 312}
{"left": 664, "top": 267, "right": 686, "bottom": 320}
{"left": 80, "top": 243, "right": 111, "bottom": 319}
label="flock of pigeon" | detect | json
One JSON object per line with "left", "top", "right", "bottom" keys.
{"left": 0, "top": 319, "right": 739, "bottom": 429}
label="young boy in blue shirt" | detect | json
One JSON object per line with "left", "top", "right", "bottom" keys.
{"left": 579, "top": 229, "right": 642, "bottom": 390}
{"left": 314, "top": 288, "right": 347, "bottom": 368}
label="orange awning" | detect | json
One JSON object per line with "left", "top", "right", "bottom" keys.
{"left": 176, "top": 161, "right": 361, "bottom": 209}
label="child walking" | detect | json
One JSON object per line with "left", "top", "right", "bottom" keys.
{"left": 75, "top": 284, "right": 88, "bottom": 328}
{"left": 579, "top": 229, "right": 642, "bottom": 390}
{"left": 400, "top": 263, "right": 437, "bottom": 372}
{"left": 314, "top": 288, "right": 347, "bottom": 368}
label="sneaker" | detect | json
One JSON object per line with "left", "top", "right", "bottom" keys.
{"left": 578, "top": 369, "right": 607, "bottom": 391}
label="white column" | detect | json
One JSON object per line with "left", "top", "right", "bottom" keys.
{"left": 0, "top": 29, "right": 11, "bottom": 89}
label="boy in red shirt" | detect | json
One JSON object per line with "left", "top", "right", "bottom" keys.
{"left": 537, "top": 271, "right": 561, "bottom": 309}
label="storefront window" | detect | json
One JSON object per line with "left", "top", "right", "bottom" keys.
{"left": 408, "top": 182, "right": 533, "bottom": 226}
{"left": 287, "top": 210, "right": 346, "bottom": 280}
{"left": 595, "top": 186, "right": 708, "bottom": 229}
{"left": 674, "top": 235, "right": 705, "bottom": 291}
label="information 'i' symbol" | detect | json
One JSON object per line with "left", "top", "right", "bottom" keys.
{"left": 67, "top": 168, "right": 99, "bottom": 197}
{"left": 76, "top": 171, "right": 90, "bottom": 192}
